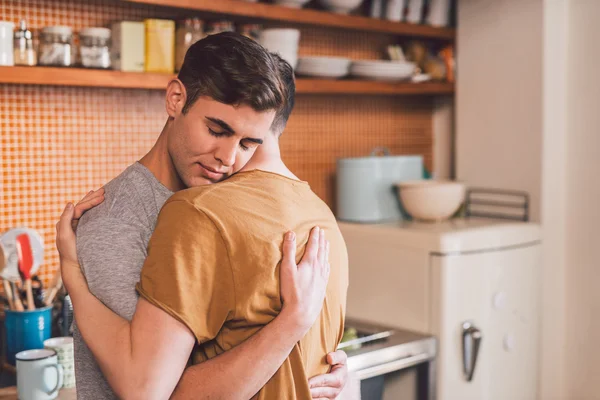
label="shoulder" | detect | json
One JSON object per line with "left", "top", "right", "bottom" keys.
{"left": 162, "top": 187, "right": 222, "bottom": 218}
{"left": 79, "top": 164, "right": 169, "bottom": 229}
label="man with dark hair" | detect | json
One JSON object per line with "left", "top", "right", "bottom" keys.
{"left": 62, "top": 33, "right": 347, "bottom": 399}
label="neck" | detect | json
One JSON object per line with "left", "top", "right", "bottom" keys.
{"left": 241, "top": 135, "right": 298, "bottom": 180}
{"left": 139, "top": 120, "right": 185, "bottom": 192}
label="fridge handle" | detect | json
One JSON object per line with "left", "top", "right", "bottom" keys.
{"left": 462, "top": 321, "right": 482, "bottom": 382}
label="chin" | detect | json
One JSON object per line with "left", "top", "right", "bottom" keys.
{"left": 185, "top": 176, "right": 214, "bottom": 189}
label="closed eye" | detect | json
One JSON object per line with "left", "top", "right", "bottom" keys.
{"left": 208, "top": 128, "right": 226, "bottom": 137}
{"left": 209, "top": 128, "right": 253, "bottom": 151}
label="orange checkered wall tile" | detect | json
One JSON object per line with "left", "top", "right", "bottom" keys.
{"left": 0, "top": 0, "right": 433, "bottom": 284}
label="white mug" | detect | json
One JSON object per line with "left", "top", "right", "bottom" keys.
{"left": 44, "top": 337, "right": 75, "bottom": 388}
{"left": 16, "top": 349, "right": 64, "bottom": 400}
{"left": 0, "top": 21, "right": 14, "bottom": 66}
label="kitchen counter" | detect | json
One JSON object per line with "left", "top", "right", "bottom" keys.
{"left": 0, "top": 387, "right": 75, "bottom": 399}
{"left": 0, "top": 321, "right": 435, "bottom": 400}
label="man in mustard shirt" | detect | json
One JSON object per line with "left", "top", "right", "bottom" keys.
{"left": 58, "top": 33, "right": 348, "bottom": 399}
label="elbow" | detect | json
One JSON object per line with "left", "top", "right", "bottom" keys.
{"left": 116, "top": 375, "right": 164, "bottom": 400}
{"left": 118, "top": 387, "right": 160, "bottom": 400}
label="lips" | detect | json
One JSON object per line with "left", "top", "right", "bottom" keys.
{"left": 200, "top": 163, "right": 225, "bottom": 174}
{"left": 197, "top": 163, "right": 226, "bottom": 182}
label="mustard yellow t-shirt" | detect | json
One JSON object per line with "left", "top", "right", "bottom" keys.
{"left": 136, "top": 170, "right": 349, "bottom": 399}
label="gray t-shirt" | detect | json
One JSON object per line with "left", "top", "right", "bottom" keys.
{"left": 74, "top": 162, "right": 172, "bottom": 399}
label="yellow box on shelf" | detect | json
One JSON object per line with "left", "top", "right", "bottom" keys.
{"left": 144, "top": 19, "right": 175, "bottom": 74}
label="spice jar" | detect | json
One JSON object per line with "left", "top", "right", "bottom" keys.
{"left": 175, "top": 19, "right": 193, "bottom": 73}
{"left": 13, "top": 19, "right": 36, "bottom": 66}
{"left": 175, "top": 18, "right": 205, "bottom": 72}
{"left": 79, "top": 27, "right": 111, "bottom": 69}
{"left": 205, "top": 21, "right": 235, "bottom": 36}
{"left": 39, "top": 26, "right": 73, "bottom": 67}
{"left": 238, "top": 24, "right": 262, "bottom": 41}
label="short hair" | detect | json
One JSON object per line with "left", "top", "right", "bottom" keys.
{"left": 270, "top": 53, "right": 296, "bottom": 135}
{"left": 178, "top": 32, "right": 286, "bottom": 126}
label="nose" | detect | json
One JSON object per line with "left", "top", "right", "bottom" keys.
{"left": 214, "top": 140, "right": 237, "bottom": 167}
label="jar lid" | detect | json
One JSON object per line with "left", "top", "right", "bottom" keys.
{"left": 0, "top": 21, "right": 15, "bottom": 28}
{"left": 80, "top": 27, "right": 111, "bottom": 39}
{"left": 42, "top": 26, "right": 73, "bottom": 35}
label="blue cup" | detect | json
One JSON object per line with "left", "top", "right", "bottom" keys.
{"left": 5, "top": 306, "right": 53, "bottom": 365}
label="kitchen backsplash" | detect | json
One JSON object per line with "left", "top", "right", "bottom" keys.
{"left": 0, "top": 0, "right": 434, "bottom": 283}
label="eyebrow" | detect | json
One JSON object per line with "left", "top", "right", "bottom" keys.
{"left": 205, "top": 117, "right": 235, "bottom": 134}
{"left": 205, "top": 116, "right": 264, "bottom": 145}
{"left": 245, "top": 137, "right": 264, "bottom": 145}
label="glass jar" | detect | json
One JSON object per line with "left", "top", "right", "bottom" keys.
{"left": 39, "top": 26, "right": 73, "bottom": 67}
{"left": 13, "top": 19, "right": 37, "bottom": 66}
{"left": 238, "top": 24, "right": 262, "bottom": 41}
{"left": 175, "top": 18, "right": 206, "bottom": 72}
{"left": 79, "top": 27, "right": 111, "bottom": 69}
{"left": 175, "top": 19, "right": 194, "bottom": 73}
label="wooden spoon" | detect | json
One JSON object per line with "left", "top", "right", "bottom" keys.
{"left": 11, "top": 282, "right": 24, "bottom": 312}
{"left": 44, "top": 273, "right": 62, "bottom": 307}
{"left": 0, "top": 247, "right": 15, "bottom": 311}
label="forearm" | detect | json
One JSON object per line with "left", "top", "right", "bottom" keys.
{"left": 68, "top": 277, "right": 138, "bottom": 398}
{"left": 171, "top": 309, "right": 304, "bottom": 400}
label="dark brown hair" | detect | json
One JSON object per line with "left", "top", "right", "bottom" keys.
{"left": 178, "top": 32, "right": 286, "bottom": 125}
{"left": 269, "top": 53, "right": 296, "bottom": 135}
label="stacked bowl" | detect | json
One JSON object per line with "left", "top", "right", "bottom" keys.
{"left": 258, "top": 29, "right": 301, "bottom": 69}
{"left": 396, "top": 180, "right": 466, "bottom": 222}
{"left": 274, "top": 0, "right": 311, "bottom": 8}
{"left": 318, "top": 0, "right": 364, "bottom": 14}
{"left": 296, "top": 56, "right": 351, "bottom": 79}
{"left": 350, "top": 60, "right": 416, "bottom": 81}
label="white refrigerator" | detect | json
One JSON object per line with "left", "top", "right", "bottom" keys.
{"left": 339, "top": 219, "right": 541, "bottom": 400}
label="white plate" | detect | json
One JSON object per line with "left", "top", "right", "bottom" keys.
{"left": 350, "top": 69, "right": 414, "bottom": 79}
{"left": 297, "top": 65, "right": 349, "bottom": 73}
{"left": 274, "top": 0, "right": 311, "bottom": 7}
{"left": 351, "top": 64, "right": 415, "bottom": 72}
{"left": 296, "top": 66, "right": 349, "bottom": 78}
{"left": 351, "top": 66, "right": 413, "bottom": 73}
{"left": 297, "top": 57, "right": 351, "bottom": 77}
{"left": 350, "top": 64, "right": 415, "bottom": 76}
{"left": 0, "top": 227, "right": 45, "bottom": 282}
{"left": 350, "top": 68, "right": 413, "bottom": 81}
{"left": 298, "top": 56, "right": 351, "bottom": 65}
{"left": 297, "top": 62, "right": 350, "bottom": 69}
{"left": 351, "top": 60, "right": 415, "bottom": 68}
{"left": 351, "top": 64, "right": 414, "bottom": 71}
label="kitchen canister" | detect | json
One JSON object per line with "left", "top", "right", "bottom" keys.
{"left": 336, "top": 148, "right": 423, "bottom": 223}
{"left": 38, "top": 26, "right": 74, "bottom": 67}
{"left": 79, "top": 27, "right": 111, "bottom": 69}
{"left": 5, "top": 305, "right": 53, "bottom": 365}
{"left": 0, "top": 21, "right": 15, "bottom": 66}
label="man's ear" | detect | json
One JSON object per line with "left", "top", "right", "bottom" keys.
{"left": 165, "top": 79, "right": 187, "bottom": 118}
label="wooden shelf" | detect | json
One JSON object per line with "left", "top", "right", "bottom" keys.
{"left": 125, "top": 0, "right": 455, "bottom": 40}
{"left": 0, "top": 66, "right": 454, "bottom": 95}
{"left": 297, "top": 79, "right": 454, "bottom": 95}
{"left": 0, "top": 66, "right": 172, "bottom": 90}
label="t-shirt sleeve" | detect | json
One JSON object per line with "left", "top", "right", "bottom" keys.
{"left": 136, "top": 199, "right": 235, "bottom": 344}
{"left": 76, "top": 218, "right": 148, "bottom": 319}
